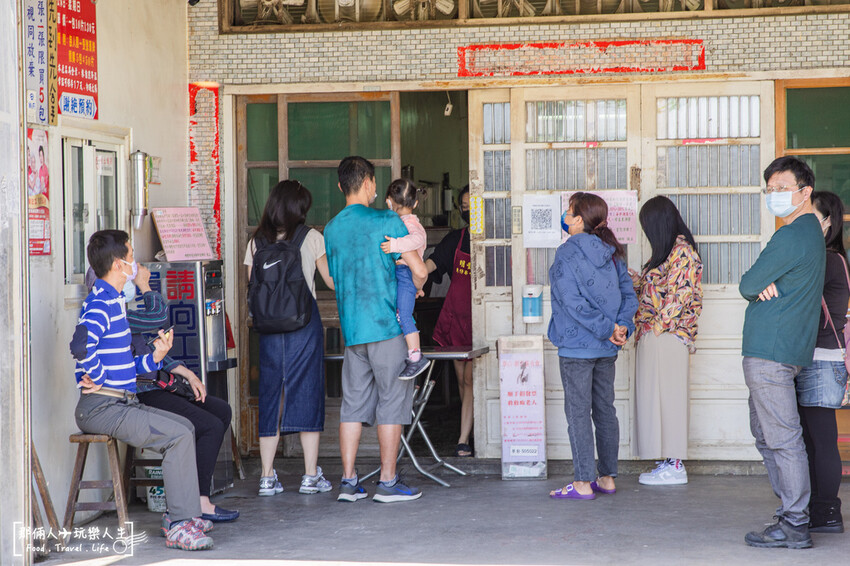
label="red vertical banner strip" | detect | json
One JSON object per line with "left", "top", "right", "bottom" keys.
{"left": 189, "top": 83, "right": 222, "bottom": 259}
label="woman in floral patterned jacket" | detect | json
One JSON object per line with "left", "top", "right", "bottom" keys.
{"left": 631, "top": 196, "right": 703, "bottom": 487}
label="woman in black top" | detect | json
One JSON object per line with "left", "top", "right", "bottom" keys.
{"left": 426, "top": 187, "right": 473, "bottom": 457}
{"left": 795, "top": 190, "right": 849, "bottom": 534}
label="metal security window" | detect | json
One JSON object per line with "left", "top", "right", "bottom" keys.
{"left": 62, "top": 138, "right": 125, "bottom": 284}
{"left": 652, "top": 94, "right": 767, "bottom": 285}
{"left": 524, "top": 97, "right": 630, "bottom": 285}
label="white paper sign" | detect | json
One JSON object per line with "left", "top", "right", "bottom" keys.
{"left": 499, "top": 335, "right": 547, "bottom": 480}
{"left": 522, "top": 194, "right": 562, "bottom": 248}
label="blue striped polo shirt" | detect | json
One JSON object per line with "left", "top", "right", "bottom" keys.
{"left": 75, "top": 279, "right": 161, "bottom": 393}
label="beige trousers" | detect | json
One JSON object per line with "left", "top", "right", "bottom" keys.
{"left": 635, "top": 332, "right": 690, "bottom": 459}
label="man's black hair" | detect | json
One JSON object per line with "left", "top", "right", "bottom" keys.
{"left": 338, "top": 156, "right": 375, "bottom": 196}
{"left": 763, "top": 156, "right": 815, "bottom": 189}
{"left": 87, "top": 230, "right": 130, "bottom": 278}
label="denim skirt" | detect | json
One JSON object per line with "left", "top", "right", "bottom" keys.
{"left": 795, "top": 359, "right": 848, "bottom": 409}
{"left": 257, "top": 299, "right": 325, "bottom": 436}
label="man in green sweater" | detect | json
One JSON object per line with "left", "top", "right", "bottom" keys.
{"left": 739, "top": 157, "right": 825, "bottom": 549}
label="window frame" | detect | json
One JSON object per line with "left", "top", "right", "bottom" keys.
{"left": 62, "top": 136, "right": 127, "bottom": 287}
{"left": 219, "top": 0, "right": 850, "bottom": 34}
{"left": 775, "top": 77, "right": 850, "bottom": 222}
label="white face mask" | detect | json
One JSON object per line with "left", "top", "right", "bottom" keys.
{"left": 120, "top": 258, "right": 138, "bottom": 281}
{"left": 122, "top": 279, "right": 137, "bottom": 303}
{"left": 765, "top": 188, "right": 803, "bottom": 218}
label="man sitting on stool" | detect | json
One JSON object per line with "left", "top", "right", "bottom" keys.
{"left": 71, "top": 229, "right": 214, "bottom": 551}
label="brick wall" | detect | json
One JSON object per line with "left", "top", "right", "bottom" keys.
{"left": 186, "top": 3, "right": 850, "bottom": 254}
{"left": 189, "top": 6, "right": 850, "bottom": 83}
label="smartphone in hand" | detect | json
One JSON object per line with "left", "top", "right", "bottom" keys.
{"left": 146, "top": 325, "right": 174, "bottom": 346}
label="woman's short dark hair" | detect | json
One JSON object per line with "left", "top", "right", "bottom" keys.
{"left": 812, "top": 191, "right": 847, "bottom": 259}
{"left": 87, "top": 230, "right": 130, "bottom": 278}
{"left": 386, "top": 178, "right": 426, "bottom": 210}
{"left": 569, "top": 192, "right": 626, "bottom": 261}
{"left": 639, "top": 196, "right": 700, "bottom": 272}
{"left": 253, "top": 180, "right": 312, "bottom": 244}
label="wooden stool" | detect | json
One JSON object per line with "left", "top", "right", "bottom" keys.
{"left": 122, "top": 445, "right": 164, "bottom": 503}
{"left": 64, "top": 433, "right": 129, "bottom": 532}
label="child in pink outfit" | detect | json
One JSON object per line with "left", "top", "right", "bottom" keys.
{"left": 381, "top": 179, "right": 431, "bottom": 380}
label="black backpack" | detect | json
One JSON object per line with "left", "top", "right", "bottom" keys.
{"left": 248, "top": 224, "right": 313, "bottom": 334}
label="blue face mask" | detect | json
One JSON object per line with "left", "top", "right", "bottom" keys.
{"left": 122, "top": 279, "right": 137, "bottom": 303}
{"left": 765, "top": 188, "right": 802, "bottom": 218}
{"left": 561, "top": 211, "right": 571, "bottom": 234}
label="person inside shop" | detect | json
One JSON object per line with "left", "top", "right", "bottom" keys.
{"left": 325, "top": 157, "right": 428, "bottom": 503}
{"left": 73, "top": 260, "right": 238, "bottom": 528}
{"left": 70, "top": 230, "right": 213, "bottom": 551}
{"left": 739, "top": 156, "right": 824, "bottom": 549}
{"left": 425, "top": 185, "right": 473, "bottom": 457}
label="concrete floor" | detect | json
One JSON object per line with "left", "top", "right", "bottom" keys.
{"left": 42, "top": 459, "right": 848, "bottom": 566}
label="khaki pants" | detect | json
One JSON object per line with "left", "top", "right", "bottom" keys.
{"left": 635, "top": 332, "right": 689, "bottom": 459}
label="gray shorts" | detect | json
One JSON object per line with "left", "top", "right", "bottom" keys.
{"left": 340, "top": 334, "right": 414, "bottom": 426}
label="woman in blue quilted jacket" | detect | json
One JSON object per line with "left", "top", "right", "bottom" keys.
{"left": 548, "top": 192, "right": 638, "bottom": 501}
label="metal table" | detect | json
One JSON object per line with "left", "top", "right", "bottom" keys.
{"left": 324, "top": 346, "right": 489, "bottom": 487}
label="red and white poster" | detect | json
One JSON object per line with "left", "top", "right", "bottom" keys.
{"left": 57, "top": 0, "right": 97, "bottom": 119}
{"left": 562, "top": 190, "right": 638, "bottom": 244}
{"left": 27, "top": 129, "right": 52, "bottom": 256}
{"left": 499, "top": 335, "right": 547, "bottom": 479}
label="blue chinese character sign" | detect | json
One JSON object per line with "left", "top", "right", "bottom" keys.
{"left": 57, "top": 0, "right": 97, "bottom": 120}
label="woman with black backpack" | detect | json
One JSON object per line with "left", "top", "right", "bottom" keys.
{"left": 244, "top": 180, "right": 336, "bottom": 497}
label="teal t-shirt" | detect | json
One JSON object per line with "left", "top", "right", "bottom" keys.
{"left": 324, "top": 204, "right": 408, "bottom": 347}
{"left": 739, "top": 213, "right": 826, "bottom": 367}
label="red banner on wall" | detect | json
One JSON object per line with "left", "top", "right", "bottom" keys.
{"left": 57, "top": 0, "right": 97, "bottom": 119}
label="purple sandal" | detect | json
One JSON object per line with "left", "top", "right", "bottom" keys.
{"left": 550, "top": 483, "right": 596, "bottom": 500}
{"left": 590, "top": 480, "right": 616, "bottom": 495}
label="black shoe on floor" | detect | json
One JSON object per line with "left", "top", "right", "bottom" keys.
{"left": 744, "top": 516, "right": 812, "bottom": 549}
{"left": 810, "top": 500, "right": 844, "bottom": 534}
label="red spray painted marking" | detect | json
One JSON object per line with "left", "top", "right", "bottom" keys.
{"left": 188, "top": 83, "right": 222, "bottom": 259}
{"left": 457, "top": 39, "right": 705, "bottom": 78}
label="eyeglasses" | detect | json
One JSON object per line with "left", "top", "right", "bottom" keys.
{"left": 761, "top": 184, "right": 804, "bottom": 195}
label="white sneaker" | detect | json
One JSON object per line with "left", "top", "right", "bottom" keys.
{"left": 639, "top": 459, "right": 688, "bottom": 485}
{"left": 258, "top": 470, "right": 285, "bottom": 496}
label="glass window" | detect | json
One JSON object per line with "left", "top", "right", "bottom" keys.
{"left": 66, "top": 144, "right": 86, "bottom": 280}
{"left": 247, "top": 167, "right": 279, "bottom": 226}
{"left": 797, "top": 154, "right": 850, "bottom": 204}
{"left": 787, "top": 87, "right": 850, "bottom": 149}
{"left": 288, "top": 101, "right": 391, "bottom": 161}
{"left": 289, "top": 166, "right": 392, "bottom": 226}
{"left": 63, "top": 139, "right": 125, "bottom": 284}
{"left": 246, "top": 103, "right": 278, "bottom": 162}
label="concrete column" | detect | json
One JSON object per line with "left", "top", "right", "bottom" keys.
{"left": 0, "top": 0, "right": 31, "bottom": 564}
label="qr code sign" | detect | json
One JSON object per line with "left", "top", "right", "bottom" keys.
{"left": 530, "top": 208, "right": 552, "bottom": 230}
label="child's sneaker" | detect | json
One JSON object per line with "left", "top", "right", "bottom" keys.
{"left": 337, "top": 475, "right": 368, "bottom": 502}
{"left": 299, "top": 466, "right": 333, "bottom": 494}
{"left": 258, "top": 469, "right": 284, "bottom": 496}
{"left": 160, "top": 513, "right": 213, "bottom": 537}
{"left": 638, "top": 458, "right": 688, "bottom": 485}
{"left": 399, "top": 357, "right": 431, "bottom": 380}
{"left": 165, "top": 519, "right": 214, "bottom": 551}
{"left": 373, "top": 475, "right": 422, "bottom": 503}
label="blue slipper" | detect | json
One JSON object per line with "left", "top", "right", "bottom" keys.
{"left": 201, "top": 505, "right": 240, "bottom": 523}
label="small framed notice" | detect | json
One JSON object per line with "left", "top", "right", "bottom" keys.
{"left": 151, "top": 207, "right": 215, "bottom": 261}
